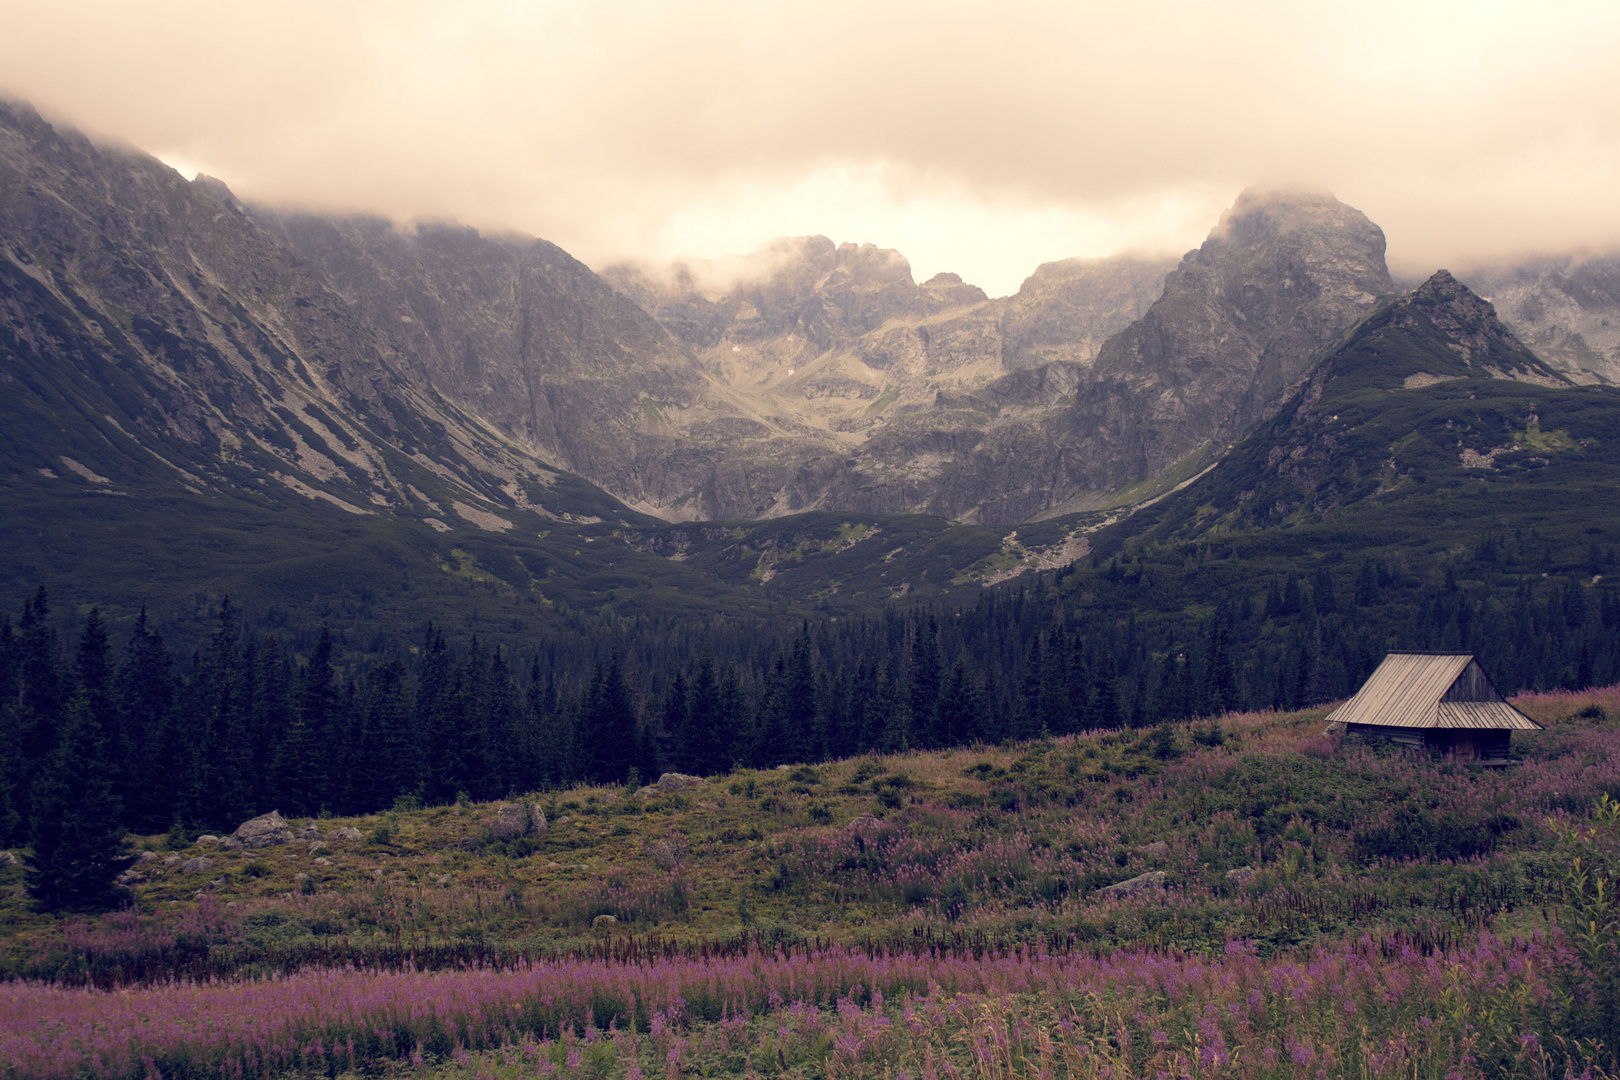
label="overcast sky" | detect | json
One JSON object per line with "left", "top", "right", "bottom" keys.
{"left": 4, "top": 0, "right": 1618, "bottom": 296}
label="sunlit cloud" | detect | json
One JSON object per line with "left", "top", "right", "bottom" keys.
{"left": 4, "top": 0, "right": 1619, "bottom": 292}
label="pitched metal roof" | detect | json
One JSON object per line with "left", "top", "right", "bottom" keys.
{"left": 1325, "top": 653, "right": 1542, "bottom": 730}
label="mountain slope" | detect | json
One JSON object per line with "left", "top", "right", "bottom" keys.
{"left": 1096, "top": 269, "right": 1620, "bottom": 554}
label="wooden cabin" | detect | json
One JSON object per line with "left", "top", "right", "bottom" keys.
{"left": 1324, "top": 652, "right": 1541, "bottom": 765}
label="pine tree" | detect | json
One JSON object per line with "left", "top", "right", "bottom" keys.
{"left": 679, "top": 650, "right": 723, "bottom": 776}
{"left": 25, "top": 692, "right": 131, "bottom": 911}
{"left": 582, "top": 656, "right": 637, "bottom": 784}
{"left": 279, "top": 627, "right": 337, "bottom": 815}
{"left": 119, "top": 608, "right": 179, "bottom": 834}
{"left": 908, "top": 616, "right": 942, "bottom": 748}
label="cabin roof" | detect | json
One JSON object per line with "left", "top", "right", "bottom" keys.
{"left": 1326, "top": 653, "right": 1542, "bottom": 731}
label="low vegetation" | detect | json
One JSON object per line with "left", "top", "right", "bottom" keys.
{"left": 1, "top": 686, "right": 1617, "bottom": 1078}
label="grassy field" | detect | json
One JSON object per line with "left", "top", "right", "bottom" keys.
{"left": 1, "top": 685, "right": 1618, "bottom": 1078}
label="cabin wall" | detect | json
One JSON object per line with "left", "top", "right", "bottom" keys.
{"left": 1346, "top": 723, "right": 1514, "bottom": 763}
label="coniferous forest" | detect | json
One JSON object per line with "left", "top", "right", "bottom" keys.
{"left": 6, "top": 529, "right": 1618, "bottom": 849}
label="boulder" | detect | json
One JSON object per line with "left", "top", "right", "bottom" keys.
{"left": 1225, "top": 865, "right": 1256, "bottom": 884}
{"left": 313, "top": 857, "right": 333, "bottom": 867}
{"left": 1139, "top": 841, "right": 1170, "bottom": 858}
{"left": 116, "top": 869, "right": 145, "bottom": 885}
{"left": 308, "top": 841, "right": 329, "bottom": 854}
{"left": 592, "top": 914, "right": 619, "bottom": 931}
{"left": 0, "top": 851, "right": 16, "bottom": 867}
{"left": 1094, "top": 871, "right": 1167, "bottom": 899}
{"left": 196, "top": 835, "right": 219, "bottom": 845}
{"left": 492, "top": 802, "right": 532, "bottom": 840}
{"left": 137, "top": 850, "right": 159, "bottom": 862}
{"left": 655, "top": 772, "right": 704, "bottom": 793}
{"left": 163, "top": 854, "right": 181, "bottom": 866}
{"left": 180, "top": 857, "right": 213, "bottom": 874}
{"left": 333, "top": 827, "right": 364, "bottom": 842}
{"left": 232, "top": 811, "right": 294, "bottom": 849}
{"left": 298, "top": 823, "right": 321, "bottom": 840}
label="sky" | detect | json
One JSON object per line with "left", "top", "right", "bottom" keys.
{"left": 3, "top": 0, "right": 1619, "bottom": 297}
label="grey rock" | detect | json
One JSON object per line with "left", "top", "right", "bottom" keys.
{"left": 1139, "top": 841, "right": 1170, "bottom": 858}
{"left": 163, "top": 854, "right": 182, "bottom": 866}
{"left": 592, "top": 914, "right": 619, "bottom": 930}
{"left": 232, "top": 811, "right": 294, "bottom": 849}
{"left": 313, "top": 857, "right": 333, "bottom": 867}
{"left": 333, "top": 827, "right": 364, "bottom": 842}
{"left": 116, "top": 869, "right": 145, "bottom": 884}
{"left": 308, "top": 841, "right": 329, "bottom": 854}
{"left": 1458, "top": 254, "right": 1620, "bottom": 384}
{"left": 137, "top": 850, "right": 159, "bottom": 862}
{"left": 0, "top": 851, "right": 15, "bottom": 866}
{"left": 293, "top": 873, "right": 310, "bottom": 886}
{"left": 775, "top": 764, "right": 793, "bottom": 771}
{"left": 180, "top": 857, "right": 213, "bottom": 874}
{"left": 1225, "top": 866, "right": 1256, "bottom": 884}
{"left": 654, "top": 772, "right": 704, "bottom": 793}
{"left": 220, "top": 837, "right": 243, "bottom": 851}
{"left": 1094, "top": 871, "right": 1168, "bottom": 899}
{"left": 196, "top": 835, "right": 219, "bottom": 845}
{"left": 492, "top": 802, "right": 533, "bottom": 840}
{"left": 298, "top": 823, "right": 321, "bottom": 840}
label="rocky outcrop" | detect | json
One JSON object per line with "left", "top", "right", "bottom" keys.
{"left": 639, "top": 772, "right": 703, "bottom": 796}
{"left": 232, "top": 811, "right": 294, "bottom": 848}
{"left": 492, "top": 801, "right": 540, "bottom": 840}
{"left": 1094, "top": 870, "right": 1168, "bottom": 898}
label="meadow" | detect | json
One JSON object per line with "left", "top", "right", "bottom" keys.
{"left": 1, "top": 685, "right": 1617, "bottom": 1079}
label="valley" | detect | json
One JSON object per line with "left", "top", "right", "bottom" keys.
{"left": 3, "top": 92, "right": 1620, "bottom": 1080}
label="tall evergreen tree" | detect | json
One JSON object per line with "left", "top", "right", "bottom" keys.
{"left": 25, "top": 692, "right": 131, "bottom": 911}
{"left": 582, "top": 656, "right": 637, "bottom": 784}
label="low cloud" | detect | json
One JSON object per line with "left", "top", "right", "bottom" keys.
{"left": 4, "top": 0, "right": 1619, "bottom": 294}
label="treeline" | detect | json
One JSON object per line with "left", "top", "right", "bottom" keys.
{"left": 4, "top": 551, "right": 1619, "bottom": 853}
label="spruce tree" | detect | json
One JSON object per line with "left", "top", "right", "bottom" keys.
{"left": 26, "top": 692, "right": 131, "bottom": 912}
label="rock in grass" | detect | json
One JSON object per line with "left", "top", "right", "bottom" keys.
{"left": 492, "top": 802, "right": 534, "bottom": 840}
{"left": 592, "top": 914, "right": 619, "bottom": 931}
{"left": 1094, "top": 870, "right": 1167, "bottom": 898}
{"left": 1139, "top": 841, "right": 1170, "bottom": 858}
{"left": 333, "top": 827, "right": 364, "bottom": 842}
{"left": 232, "top": 810, "right": 294, "bottom": 848}
{"left": 1225, "top": 865, "right": 1256, "bottom": 884}
{"left": 180, "top": 857, "right": 213, "bottom": 874}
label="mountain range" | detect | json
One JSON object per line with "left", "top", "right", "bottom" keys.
{"left": 3, "top": 95, "right": 1618, "bottom": 646}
